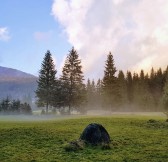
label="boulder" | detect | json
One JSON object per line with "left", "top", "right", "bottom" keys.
{"left": 80, "top": 123, "right": 110, "bottom": 145}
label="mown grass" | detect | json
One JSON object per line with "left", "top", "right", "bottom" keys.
{"left": 0, "top": 115, "right": 168, "bottom": 162}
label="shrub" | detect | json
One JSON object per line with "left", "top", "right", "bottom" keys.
{"left": 147, "top": 119, "right": 158, "bottom": 123}
{"left": 41, "top": 109, "right": 45, "bottom": 115}
{"left": 64, "top": 140, "right": 85, "bottom": 152}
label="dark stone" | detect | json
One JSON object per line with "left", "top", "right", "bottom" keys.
{"left": 80, "top": 123, "right": 110, "bottom": 145}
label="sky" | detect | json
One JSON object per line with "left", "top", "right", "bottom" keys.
{"left": 1, "top": 0, "right": 168, "bottom": 79}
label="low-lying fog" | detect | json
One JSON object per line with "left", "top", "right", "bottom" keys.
{"left": 0, "top": 110, "right": 165, "bottom": 122}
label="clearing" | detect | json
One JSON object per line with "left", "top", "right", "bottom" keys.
{"left": 0, "top": 114, "right": 168, "bottom": 162}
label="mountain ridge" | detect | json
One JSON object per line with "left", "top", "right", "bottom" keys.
{"left": 0, "top": 66, "right": 37, "bottom": 100}
{"left": 0, "top": 66, "right": 37, "bottom": 81}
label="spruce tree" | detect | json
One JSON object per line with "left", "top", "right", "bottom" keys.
{"left": 126, "top": 71, "right": 133, "bottom": 105}
{"left": 117, "top": 70, "right": 127, "bottom": 108}
{"left": 102, "top": 52, "right": 119, "bottom": 110}
{"left": 86, "top": 79, "right": 97, "bottom": 109}
{"left": 96, "top": 79, "right": 102, "bottom": 98}
{"left": 96, "top": 78, "right": 103, "bottom": 108}
{"left": 35, "top": 50, "right": 57, "bottom": 114}
{"left": 162, "top": 77, "right": 168, "bottom": 119}
{"left": 60, "top": 47, "right": 86, "bottom": 114}
{"left": 148, "top": 67, "right": 157, "bottom": 108}
{"left": 86, "top": 79, "right": 92, "bottom": 108}
{"left": 149, "top": 68, "right": 164, "bottom": 110}
{"left": 1, "top": 97, "right": 10, "bottom": 114}
{"left": 133, "top": 70, "right": 151, "bottom": 110}
{"left": 52, "top": 79, "right": 64, "bottom": 109}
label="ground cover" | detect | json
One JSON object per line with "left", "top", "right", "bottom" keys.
{"left": 0, "top": 115, "right": 168, "bottom": 162}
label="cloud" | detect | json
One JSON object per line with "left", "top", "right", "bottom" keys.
{"left": 0, "top": 27, "right": 10, "bottom": 41}
{"left": 34, "top": 31, "right": 52, "bottom": 41}
{"left": 52, "top": 0, "right": 168, "bottom": 78}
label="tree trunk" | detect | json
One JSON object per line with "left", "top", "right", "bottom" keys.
{"left": 46, "top": 102, "right": 49, "bottom": 114}
{"left": 68, "top": 104, "right": 71, "bottom": 115}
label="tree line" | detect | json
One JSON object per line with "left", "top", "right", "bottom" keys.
{"left": 36, "top": 48, "right": 168, "bottom": 114}
{"left": 0, "top": 97, "right": 32, "bottom": 115}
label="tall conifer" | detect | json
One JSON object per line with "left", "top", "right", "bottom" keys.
{"left": 60, "top": 47, "right": 85, "bottom": 114}
{"left": 102, "top": 52, "right": 119, "bottom": 110}
{"left": 36, "top": 50, "right": 56, "bottom": 114}
{"left": 126, "top": 71, "right": 133, "bottom": 105}
{"left": 117, "top": 70, "right": 127, "bottom": 107}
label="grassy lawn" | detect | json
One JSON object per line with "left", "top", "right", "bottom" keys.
{"left": 0, "top": 114, "right": 168, "bottom": 162}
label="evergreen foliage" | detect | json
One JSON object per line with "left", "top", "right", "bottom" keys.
{"left": 102, "top": 52, "right": 119, "bottom": 110}
{"left": 35, "top": 50, "right": 57, "bottom": 114}
{"left": 162, "top": 77, "right": 168, "bottom": 113}
{"left": 117, "top": 70, "right": 127, "bottom": 107}
{"left": 32, "top": 48, "right": 168, "bottom": 114}
{"left": 95, "top": 79, "right": 103, "bottom": 108}
{"left": 2, "top": 47, "right": 168, "bottom": 114}
{"left": 0, "top": 97, "right": 32, "bottom": 115}
{"left": 84, "top": 66, "right": 168, "bottom": 112}
{"left": 60, "top": 47, "right": 86, "bottom": 114}
{"left": 86, "top": 79, "right": 98, "bottom": 109}
{"left": 126, "top": 71, "right": 133, "bottom": 105}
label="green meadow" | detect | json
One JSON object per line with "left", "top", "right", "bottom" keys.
{"left": 0, "top": 114, "right": 168, "bottom": 162}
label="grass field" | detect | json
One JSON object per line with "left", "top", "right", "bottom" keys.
{"left": 0, "top": 114, "right": 168, "bottom": 162}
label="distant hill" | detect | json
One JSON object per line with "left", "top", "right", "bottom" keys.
{"left": 0, "top": 66, "right": 37, "bottom": 103}
{"left": 0, "top": 66, "right": 37, "bottom": 81}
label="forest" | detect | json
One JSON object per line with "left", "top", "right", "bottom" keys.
{"left": 35, "top": 48, "right": 168, "bottom": 114}
{"left": 0, "top": 97, "right": 32, "bottom": 115}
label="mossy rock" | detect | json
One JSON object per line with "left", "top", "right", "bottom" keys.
{"left": 80, "top": 123, "right": 110, "bottom": 145}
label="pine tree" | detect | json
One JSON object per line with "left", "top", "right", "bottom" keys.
{"left": 86, "top": 79, "right": 97, "bottom": 109}
{"left": 1, "top": 97, "right": 11, "bottom": 114}
{"left": 11, "top": 100, "right": 20, "bottom": 114}
{"left": 148, "top": 67, "right": 157, "bottom": 109}
{"left": 95, "top": 78, "right": 103, "bottom": 108}
{"left": 52, "top": 79, "right": 64, "bottom": 109}
{"left": 35, "top": 50, "right": 57, "bottom": 114}
{"left": 86, "top": 79, "right": 92, "bottom": 108}
{"left": 126, "top": 71, "right": 133, "bottom": 105}
{"left": 117, "top": 70, "right": 127, "bottom": 108}
{"left": 163, "top": 66, "right": 168, "bottom": 88}
{"left": 149, "top": 68, "right": 164, "bottom": 110}
{"left": 60, "top": 47, "right": 86, "bottom": 114}
{"left": 133, "top": 70, "right": 151, "bottom": 110}
{"left": 86, "top": 79, "right": 91, "bottom": 93}
{"left": 162, "top": 77, "right": 168, "bottom": 119}
{"left": 102, "top": 52, "right": 118, "bottom": 110}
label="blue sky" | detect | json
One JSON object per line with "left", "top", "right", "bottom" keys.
{"left": 1, "top": 0, "right": 168, "bottom": 79}
{"left": 0, "top": 0, "right": 70, "bottom": 76}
